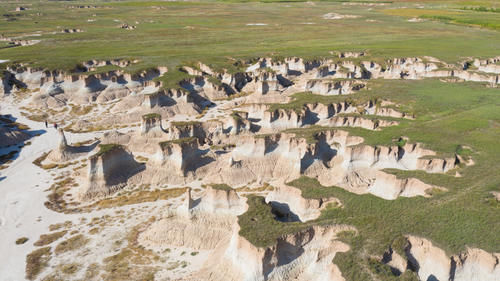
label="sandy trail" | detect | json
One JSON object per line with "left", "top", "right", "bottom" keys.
{"left": 0, "top": 101, "right": 94, "bottom": 280}
{"left": 0, "top": 102, "right": 64, "bottom": 280}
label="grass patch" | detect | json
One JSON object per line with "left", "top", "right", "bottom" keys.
{"left": 16, "top": 237, "right": 29, "bottom": 245}
{"left": 238, "top": 195, "right": 311, "bottom": 247}
{"left": 26, "top": 247, "right": 52, "bottom": 280}
{"left": 45, "top": 177, "right": 75, "bottom": 213}
{"left": 32, "top": 152, "right": 49, "bottom": 168}
{"left": 94, "top": 143, "right": 122, "bottom": 157}
{"left": 48, "top": 221, "right": 72, "bottom": 232}
{"left": 54, "top": 234, "right": 88, "bottom": 255}
{"left": 142, "top": 113, "right": 161, "bottom": 120}
{"left": 88, "top": 187, "right": 186, "bottom": 209}
{"left": 69, "top": 105, "right": 93, "bottom": 116}
{"left": 101, "top": 219, "right": 160, "bottom": 280}
{"left": 34, "top": 231, "right": 67, "bottom": 247}
{"left": 210, "top": 183, "right": 233, "bottom": 191}
{"left": 59, "top": 263, "right": 81, "bottom": 275}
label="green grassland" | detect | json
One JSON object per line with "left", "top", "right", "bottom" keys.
{"left": 240, "top": 79, "right": 500, "bottom": 253}
{"left": 1, "top": 1, "right": 500, "bottom": 280}
{"left": 1, "top": 0, "right": 500, "bottom": 73}
{"left": 239, "top": 79, "right": 500, "bottom": 280}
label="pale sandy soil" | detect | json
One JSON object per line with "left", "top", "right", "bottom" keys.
{"left": 1, "top": 100, "right": 70, "bottom": 280}
{"left": 0, "top": 97, "right": 223, "bottom": 281}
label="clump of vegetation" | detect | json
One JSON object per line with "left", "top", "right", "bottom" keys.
{"left": 207, "top": 76, "right": 222, "bottom": 86}
{"left": 54, "top": 234, "right": 89, "bottom": 254}
{"left": 94, "top": 144, "right": 122, "bottom": 158}
{"left": 142, "top": 113, "right": 161, "bottom": 120}
{"left": 455, "top": 145, "right": 473, "bottom": 158}
{"left": 395, "top": 137, "right": 407, "bottom": 147}
{"left": 238, "top": 195, "right": 308, "bottom": 247}
{"left": 49, "top": 221, "right": 73, "bottom": 231}
{"left": 26, "top": 247, "right": 52, "bottom": 280}
{"left": 32, "top": 152, "right": 49, "bottom": 168}
{"left": 88, "top": 227, "right": 100, "bottom": 235}
{"left": 230, "top": 111, "right": 245, "bottom": 122}
{"left": 84, "top": 263, "right": 100, "bottom": 279}
{"left": 461, "top": 6, "right": 500, "bottom": 13}
{"left": 287, "top": 177, "right": 339, "bottom": 200}
{"left": 45, "top": 178, "right": 75, "bottom": 213}
{"left": 135, "top": 155, "right": 149, "bottom": 163}
{"left": 88, "top": 187, "right": 186, "bottom": 209}
{"left": 25, "top": 113, "right": 49, "bottom": 122}
{"left": 34, "top": 231, "right": 67, "bottom": 247}
{"left": 236, "top": 183, "right": 274, "bottom": 193}
{"left": 70, "top": 104, "right": 93, "bottom": 116}
{"left": 16, "top": 237, "right": 29, "bottom": 245}
{"left": 157, "top": 67, "right": 194, "bottom": 90}
{"left": 59, "top": 263, "right": 81, "bottom": 275}
{"left": 391, "top": 235, "right": 408, "bottom": 256}
{"left": 210, "top": 183, "right": 232, "bottom": 191}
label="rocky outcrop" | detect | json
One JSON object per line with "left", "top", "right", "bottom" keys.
{"left": 140, "top": 187, "right": 352, "bottom": 281}
{"left": 265, "top": 184, "right": 341, "bottom": 222}
{"left": 139, "top": 186, "right": 247, "bottom": 251}
{"left": 453, "top": 248, "right": 500, "bottom": 281}
{"left": 46, "top": 129, "right": 74, "bottom": 162}
{"left": 124, "top": 129, "right": 459, "bottom": 200}
{"left": 383, "top": 236, "right": 500, "bottom": 281}
{"left": 141, "top": 113, "right": 164, "bottom": 137}
{"left": 0, "top": 116, "right": 30, "bottom": 147}
{"left": 2, "top": 65, "right": 167, "bottom": 104}
{"left": 322, "top": 116, "right": 398, "bottom": 130}
{"left": 180, "top": 76, "right": 235, "bottom": 100}
{"left": 167, "top": 121, "right": 207, "bottom": 142}
{"left": 473, "top": 56, "right": 500, "bottom": 74}
{"left": 361, "top": 57, "right": 439, "bottom": 79}
{"left": 186, "top": 224, "right": 353, "bottom": 281}
{"left": 241, "top": 71, "right": 288, "bottom": 95}
{"left": 0, "top": 126, "right": 30, "bottom": 147}
{"left": 82, "top": 59, "right": 139, "bottom": 70}
{"left": 82, "top": 144, "right": 143, "bottom": 200}
{"left": 304, "top": 79, "right": 365, "bottom": 95}
{"left": 154, "top": 138, "right": 204, "bottom": 176}
{"left": 241, "top": 100, "right": 405, "bottom": 133}
{"left": 245, "top": 56, "right": 498, "bottom": 86}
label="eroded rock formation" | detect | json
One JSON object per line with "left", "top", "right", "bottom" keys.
{"left": 383, "top": 236, "right": 500, "bottom": 281}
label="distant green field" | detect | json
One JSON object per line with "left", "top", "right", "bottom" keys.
{"left": 0, "top": 0, "right": 500, "bottom": 73}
